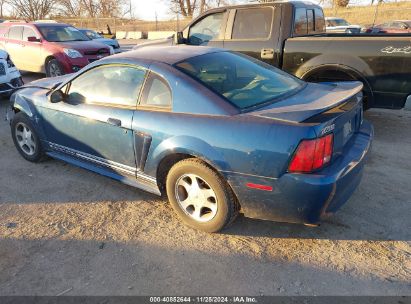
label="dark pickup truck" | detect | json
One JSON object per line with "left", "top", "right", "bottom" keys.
{"left": 134, "top": 1, "right": 411, "bottom": 109}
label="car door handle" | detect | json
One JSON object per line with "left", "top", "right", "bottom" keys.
{"left": 107, "top": 118, "right": 121, "bottom": 126}
{"left": 261, "top": 48, "right": 274, "bottom": 60}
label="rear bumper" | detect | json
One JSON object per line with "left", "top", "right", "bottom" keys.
{"left": 225, "top": 120, "right": 374, "bottom": 224}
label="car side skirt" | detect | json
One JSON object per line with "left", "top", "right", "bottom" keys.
{"left": 45, "top": 142, "right": 161, "bottom": 196}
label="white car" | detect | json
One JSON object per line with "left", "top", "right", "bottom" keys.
{"left": 325, "top": 17, "right": 361, "bottom": 33}
{"left": 0, "top": 49, "right": 23, "bottom": 95}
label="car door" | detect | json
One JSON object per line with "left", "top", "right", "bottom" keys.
{"left": 21, "top": 26, "right": 43, "bottom": 72}
{"left": 39, "top": 64, "right": 147, "bottom": 175}
{"left": 184, "top": 10, "right": 227, "bottom": 47}
{"left": 222, "top": 6, "right": 280, "bottom": 66}
{"left": 4, "top": 26, "right": 24, "bottom": 68}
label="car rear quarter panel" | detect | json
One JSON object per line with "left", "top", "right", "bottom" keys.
{"left": 282, "top": 36, "right": 411, "bottom": 108}
{"left": 133, "top": 110, "right": 316, "bottom": 180}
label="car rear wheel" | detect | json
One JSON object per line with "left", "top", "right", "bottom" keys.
{"left": 11, "top": 113, "right": 45, "bottom": 162}
{"left": 46, "top": 59, "right": 63, "bottom": 77}
{"left": 166, "top": 158, "right": 239, "bottom": 233}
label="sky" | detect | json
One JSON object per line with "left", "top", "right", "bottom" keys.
{"left": 128, "top": 0, "right": 403, "bottom": 20}
{"left": 131, "top": 0, "right": 171, "bottom": 20}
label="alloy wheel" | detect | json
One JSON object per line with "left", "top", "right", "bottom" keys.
{"left": 175, "top": 173, "right": 218, "bottom": 222}
{"left": 15, "top": 122, "right": 36, "bottom": 156}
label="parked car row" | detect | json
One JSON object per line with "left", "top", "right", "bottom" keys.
{"left": 0, "top": 21, "right": 120, "bottom": 78}
{"left": 325, "top": 16, "right": 411, "bottom": 34}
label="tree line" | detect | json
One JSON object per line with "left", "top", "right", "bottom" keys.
{"left": 0, "top": 0, "right": 235, "bottom": 20}
{"left": 1, "top": 0, "right": 396, "bottom": 20}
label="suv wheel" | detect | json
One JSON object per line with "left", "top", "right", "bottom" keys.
{"left": 11, "top": 113, "right": 45, "bottom": 162}
{"left": 46, "top": 59, "right": 63, "bottom": 77}
{"left": 166, "top": 159, "right": 239, "bottom": 233}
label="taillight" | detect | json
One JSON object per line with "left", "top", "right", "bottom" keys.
{"left": 288, "top": 134, "right": 334, "bottom": 173}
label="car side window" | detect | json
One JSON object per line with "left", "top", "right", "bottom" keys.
{"left": 140, "top": 72, "right": 172, "bottom": 109}
{"left": 67, "top": 65, "right": 146, "bottom": 107}
{"left": 22, "top": 27, "right": 38, "bottom": 41}
{"left": 231, "top": 7, "right": 273, "bottom": 40}
{"left": 294, "top": 8, "right": 308, "bottom": 36}
{"left": 188, "top": 12, "right": 223, "bottom": 45}
{"left": 8, "top": 26, "right": 23, "bottom": 40}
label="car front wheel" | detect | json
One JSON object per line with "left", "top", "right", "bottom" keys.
{"left": 166, "top": 158, "right": 239, "bottom": 233}
{"left": 46, "top": 59, "right": 64, "bottom": 77}
{"left": 11, "top": 113, "right": 45, "bottom": 162}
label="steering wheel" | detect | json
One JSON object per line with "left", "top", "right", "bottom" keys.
{"left": 226, "top": 79, "right": 273, "bottom": 100}
{"left": 202, "top": 27, "right": 216, "bottom": 37}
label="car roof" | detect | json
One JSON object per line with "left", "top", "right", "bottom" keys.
{"left": 31, "top": 22, "right": 70, "bottom": 27}
{"left": 111, "top": 46, "right": 225, "bottom": 65}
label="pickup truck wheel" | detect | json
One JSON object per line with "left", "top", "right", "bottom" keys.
{"left": 11, "top": 113, "right": 45, "bottom": 162}
{"left": 46, "top": 59, "right": 63, "bottom": 77}
{"left": 166, "top": 159, "right": 239, "bottom": 233}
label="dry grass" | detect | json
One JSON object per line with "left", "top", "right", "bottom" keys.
{"left": 324, "top": 1, "right": 411, "bottom": 26}
{"left": 57, "top": 17, "right": 191, "bottom": 33}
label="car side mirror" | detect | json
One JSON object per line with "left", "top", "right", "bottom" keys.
{"left": 175, "top": 31, "right": 184, "bottom": 44}
{"left": 27, "top": 36, "right": 41, "bottom": 42}
{"left": 49, "top": 89, "right": 65, "bottom": 103}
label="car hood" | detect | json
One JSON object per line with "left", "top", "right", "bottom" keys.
{"left": 133, "top": 37, "right": 174, "bottom": 50}
{"left": 248, "top": 81, "right": 363, "bottom": 123}
{"left": 50, "top": 40, "right": 110, "bottom": 51}
{"left": 25, "top": 74, "right": 72, "bottom": 90}
{"left": 94, "top": 37, "right": 118, "bottom": 45}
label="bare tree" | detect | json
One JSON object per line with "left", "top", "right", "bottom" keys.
{"left": 57, "top": 0, "right": 82, "bottom": 17}
{"left": 169, "top": 0, "right": 233, "bottom": 17}
{"left": 0, "top": 0, "right": 8, "bottom": 18}
{"left": 336, "top": 0, "right": 349, "bottom": 7}
{"left": 8, "top": 0, "right": 57, "bottom": 20}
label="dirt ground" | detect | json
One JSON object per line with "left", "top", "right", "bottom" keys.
{"left": 0, "top": 72, "right": 410, "bottom": 296}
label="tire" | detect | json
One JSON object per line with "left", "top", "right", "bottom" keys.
{"left": 166, "top": 158, "right": 239, "bottom": 233}
{"left": 46, "top": 59, "right": 64, "bottom": 77}
{"left": 11, "top": 112, "right": 45, "bottom": 162}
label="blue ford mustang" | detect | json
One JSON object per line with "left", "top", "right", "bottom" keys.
{"left": 7, "top": 46, "right": 373, "bottom": 232}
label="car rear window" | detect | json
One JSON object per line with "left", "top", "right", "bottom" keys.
{"left": 314, "top": 8, "right": 325, "bottom": 32}
{"left": 175, "top": 51, "right": 303, "bottom": 110}
{"left": 37, "top": 25, "right": 89, "bottom": 42}
{"left": 231, "top": 7, "right": 273, "bottom": 39}
{"left": 294, "top": 8, "right": 308, "bottom": 36}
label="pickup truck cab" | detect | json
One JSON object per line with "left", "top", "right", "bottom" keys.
{"left": 134, "top": 1, "right": 411, "bottom": 109}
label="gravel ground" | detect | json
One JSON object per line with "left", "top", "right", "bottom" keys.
{"left": 0, "top": 72, "right": 410, "bottom": 296}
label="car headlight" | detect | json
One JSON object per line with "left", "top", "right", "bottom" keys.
{"left": 63, "top": 48, "right": 83, "bottom": 58}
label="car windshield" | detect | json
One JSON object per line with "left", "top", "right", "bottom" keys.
{"left": 81, "top": 29, "right": 102, "bottom": 39}
{"left": 328, "top": 19, "right": 350, "bottom": 27}
{"left": 175, "top": 51, "right": 304, "bottom": 109}
{"left": 37, "top": 25, "right": 90, "bottom": 42}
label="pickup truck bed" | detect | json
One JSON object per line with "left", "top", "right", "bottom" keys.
{"left": 283, "top": 35, "right": 411, "bottom": 108}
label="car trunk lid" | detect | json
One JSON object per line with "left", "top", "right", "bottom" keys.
{"left": 249, "top": 81, "right": 364, "bottom": 161}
